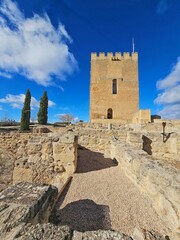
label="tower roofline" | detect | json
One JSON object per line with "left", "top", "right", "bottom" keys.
{"left": 91, "top": 52, "right": 138, "bottom": 61}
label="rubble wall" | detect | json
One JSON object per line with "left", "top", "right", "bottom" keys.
{"left": 110, "top": 140, "right": 180, "bottom": 239}
{"left": 0, "top": 131, "right": 78, "bottom": 191}
{"left": 0, "top": 182, "right": 58, "bottom": 239}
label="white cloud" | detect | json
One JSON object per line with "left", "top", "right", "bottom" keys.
{"left": 154, "top": 57, "right": 180, "bottom": 119}
{"left": 0, "top": 94, "right": 56, "bottom": 109}
{"left": 155, "top": 85, "right": 180, "bottom": 105}
{"left": 156, "top": 58, "right": 180, "bottom": 90}
{"left": 157, "top": 104, "right": 180, "bottom": 119}
{"left": 0, "top": 72, "right": 12, "bottom": 78}
{"left": 0, "top": 0, "right": 77, "bottom": 86}
{"left": 156, "top": 0, "right": 170, "bottom": 15}
{"left": 48, "top": 100, "right": 56, "bottom": 107}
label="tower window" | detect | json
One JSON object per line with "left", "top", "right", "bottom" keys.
{"left": 112, "top": 79, "right": 117, "bottom": 94}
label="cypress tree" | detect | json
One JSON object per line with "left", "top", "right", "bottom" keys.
{"left": 20, "top": 89, "right": 31, "bottom": 131}
{"left": 38, "top": 91, "right": 48, "bottom": 124}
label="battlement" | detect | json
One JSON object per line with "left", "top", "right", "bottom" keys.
{"left": 91, "top": 52, "right": 138, "bottom": 61}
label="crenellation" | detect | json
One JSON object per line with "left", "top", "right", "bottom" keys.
{"left": 99, "top": 52, "right": 105, "bottom": 59}
{"left": 132, "top": 52, "right": 138, "bottom": 61}
{"left": 107, "top": 52, "right": 113, "bottom": 59}
{"left": 123, "top": 52, "right": 130, "bottom": 59}
{"left": 91, "top": 52, "right": 97, "bottom": 60}
{"left": 91, "top": 52, "right": 138, "bottom": 61}
{"left": 115, "top": 52, "right": 122, "bottom": 59}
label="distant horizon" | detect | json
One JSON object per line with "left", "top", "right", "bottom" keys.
{"left": 0, "top": 0, "right": 179, "bottom": 122}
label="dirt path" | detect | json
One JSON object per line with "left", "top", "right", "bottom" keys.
{"left": 55, "top": 149, "right": 169, "bottom": 236}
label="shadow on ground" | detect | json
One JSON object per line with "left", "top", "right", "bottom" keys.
{"left": 55, "top": 199, "right": 111, "bottom": 232}
{"left": 76, "top": 148, "right": 117, "bottom": 173}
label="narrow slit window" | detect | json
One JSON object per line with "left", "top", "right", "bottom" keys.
{"left": 112, "top": 79, "right": 117, "bottom": 94}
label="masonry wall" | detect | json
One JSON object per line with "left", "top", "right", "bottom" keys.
{"left": 0, "top": 132, "right": 32, "bottom": 191}
{"left": 13, "top": 132, "right": 78, "bottom": 190}
{"left": 0, "top": 182, "right": 58, "bottom": 239}
{"left": 0, "top": 130, "right": 78, "bottom": 192}
{"left": 110, "top": 140, "right": 180, "bottom": 239}
{"left": 90, "top": 52, "right": 139, "bottom": 121}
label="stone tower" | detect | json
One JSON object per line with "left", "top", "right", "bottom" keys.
{"left": 90, "top": 52, "right": 139, "bottom": 122}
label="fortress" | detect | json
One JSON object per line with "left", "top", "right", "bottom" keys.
{"left": 90, "top": 52, "right": 150, "bottom": 123}
{"left": 0, "top": 52, "right": 180, "bottom": 239}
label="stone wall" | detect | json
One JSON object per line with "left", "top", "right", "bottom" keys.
{"left": 132, "top": 109, "right": 151, "bottom": 124}
{"left": 127, "top": 131, "right": 180, "bottom": 162}
{"left": 0, "top": 182, "right": 58, "bottom": 239}
{"left": 73, "top": 127, "right": 127, "bottom": 153}
{"left": 0, "top": 130, "right": 78, "bottom": 192}
{"left": 110, "top": 140, "right": 180, "bottom": 239}
{"left": 70, "top": 123, "right": 180, "bottom": 162}
{"left": 13, "top": 132, "right": 78, "bottom": 190}
{"left": 0, "top": 132, "right": 32, "bottom": 191}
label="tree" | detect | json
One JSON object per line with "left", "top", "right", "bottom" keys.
{"left": 38, "top": 91, "right": 48, "bottom": 125}
{"left": 58, "top": 113, "right": 74, "bottom": 124}
{"left": 20, "top": 89, "right": 31, "bottom": 131}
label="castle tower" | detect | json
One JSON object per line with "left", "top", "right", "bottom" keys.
{"left": 90, "top": 52, "right": 139, "bottom": 122}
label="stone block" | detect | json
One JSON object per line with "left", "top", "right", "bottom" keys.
{"left": 13, "top": 167, "right": 33, "bottom": 184}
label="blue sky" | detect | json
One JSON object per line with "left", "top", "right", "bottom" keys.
{"left": 0, "top": 0, "right": 179, "bottom": 122}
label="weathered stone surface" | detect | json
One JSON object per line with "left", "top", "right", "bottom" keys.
{"left": 33, "top": 127, "right": 51, "bottom": 134}
{"left": 13, "top": 167, "right": 33, "bottom": 184}
{"left": 110, "top": 140, "right": 180, "bottom": 239}
{"left": 73, "top": 230, "right": 132, "bottom": 240}
{"left": 15, "top": 223, "right": 71, "bottom": 240}
{"left": 132, "top": 227, "right": 169, "bottom": 240}
{"left": 5, "top": 132, "right": 78, "bottom": 190}
{"left": 0, "top": 150, "right": 15, "bottom": 192}
{"left": 0, "top": 182, "right": 58, "bottom": 239}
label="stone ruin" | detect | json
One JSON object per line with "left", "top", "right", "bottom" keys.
{"left": 0, "top": 120, "right": 179, "bottom": 239}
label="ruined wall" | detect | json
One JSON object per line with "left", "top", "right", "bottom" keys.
{"left": 0, "top": 123, "right": 179, "bottom": 239}
{"left": 110, "top": 140, "right": 180, "bottom": 239}
{"left": 0, "top": 182, "right": 58, "bottom": 239}
{"left": 73, "top": 127, "right": 127, "bottom": 153}
{"left": 90, "top": 52, "right": 139, "bottom": 121}
{"left": 13, "top": 132, "right": 78, "bottom": 190}
{"left": 128, "top": 131, "right": 180, "bottom": 161}
{"left": 0, "top": 132, "right": 32, "bottom": 191}
{"left": 132, "top": 109, "right": 151, "bottom": 124}
{"left": 0, "top": 130, "right": 78, "bottom": 192}
{"left": 70, "top": 122, "right": 180, "bottom": 162}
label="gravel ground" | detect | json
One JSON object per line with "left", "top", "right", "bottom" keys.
{"left": 55, "top": 149, "right": 169, "bottom": 236}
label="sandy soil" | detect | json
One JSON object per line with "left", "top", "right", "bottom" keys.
{"left": 55, "top": 149, "right": 169, "bottom": 236}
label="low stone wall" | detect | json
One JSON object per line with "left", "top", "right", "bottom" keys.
{"left": 110, "top": 140, "right": 180, "bottom": 239}
{"left": 71, "top": 124, "right": 180, "bottom": 162}
{"left": 0, "top": 182, "right": 58, "bottom": 239}
{"left": 73, "top": 128, "right": 127, "bottom": 153}
{"left": 0, "top": 132, "right": 32, "bottom": 191}
{"left": 13, "top": 132, "right": 78, "bottom": 190}
{"left": 127, "top": 131, "right": 180, "bottom": 162}
{"left": 132, "top": 109, "right": 151, "bottom": 124}
{"left": 0, "top": 130, "right": 78, "bottom": 192}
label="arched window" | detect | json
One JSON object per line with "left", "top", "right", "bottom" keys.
{"left": 107, "top": 108, "right": 113, "bottom": 119}
{"left": 112, "top": 79, "right": 117, "bottom": 94}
